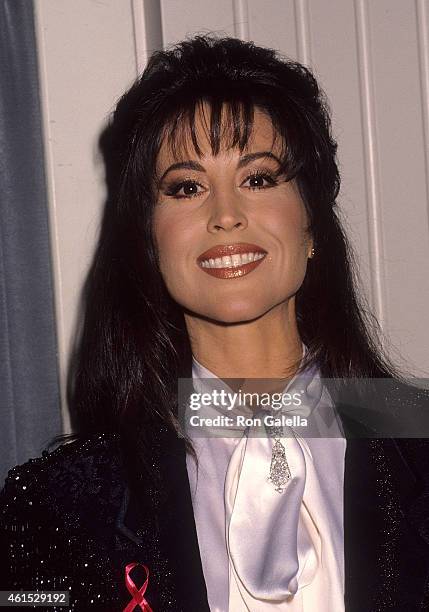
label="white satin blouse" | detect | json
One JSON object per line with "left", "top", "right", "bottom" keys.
{"left": 185, "top": 348, "right": 347, "bottom": 611}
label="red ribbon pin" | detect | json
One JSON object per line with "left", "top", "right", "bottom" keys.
{"left": 123, "top": 562, "right": 153, "bottom": 612}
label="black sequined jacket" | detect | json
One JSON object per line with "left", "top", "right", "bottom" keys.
{"left": 1, "top": 381, "right": 429, "bottom": 612}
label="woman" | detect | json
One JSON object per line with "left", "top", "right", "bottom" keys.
{"left": 1, "top": 34, "right": 429, "bottom": 612}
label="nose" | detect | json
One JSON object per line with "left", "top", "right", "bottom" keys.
{"left": 206, "top": 190, "right": 248, "bottom": 233}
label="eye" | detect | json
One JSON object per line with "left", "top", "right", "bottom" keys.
{"left": 164, "top": 178, "right": 206, "bottom": 199}
{"left": 241, "top": 170, "right": 279, "bottom": 190}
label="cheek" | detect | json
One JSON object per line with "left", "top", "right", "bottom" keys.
{"left": 263, "top": 201, "right": 309, "bottom": 253}
{"left": 153, "top": 209, "right": 195, "bottom": 279}
{"left": 260, "top": 202, "right": 310, "bottom": 292}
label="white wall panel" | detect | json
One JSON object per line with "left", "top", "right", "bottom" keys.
{"left": 247, "top": 0, "right": 297, "bottom": 58}
{"left": 367, "top": 0, "right": 429, "bottom": 373}
{"left": 160, "top": 0, "right": 236, "bottom": 45}
{"left": 34, "top": 0, "right": 138, "bottom": 431}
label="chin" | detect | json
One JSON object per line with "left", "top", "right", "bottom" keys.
{"left": 198, "top": 300, "right": 273, "bottom": 325}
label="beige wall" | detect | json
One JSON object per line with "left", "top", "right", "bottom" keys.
{"left": 35, "top": 0, "right": 429, "bottom": 431}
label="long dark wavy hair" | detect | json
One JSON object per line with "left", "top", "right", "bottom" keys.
{"left": 65, "top": 34, "right": 404, "bottom": 487}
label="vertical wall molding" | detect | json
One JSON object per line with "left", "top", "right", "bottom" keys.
{"left": 131, "top": 0, "right": 163, "bottom": 74}
{"left": 294, "top": 0, "right": 311, "bottom": 66}
{"left": 416, "top": 0, "right": 429, "bottom": 230}
{"left": 232, "top": 0, "right": 249, "bottom": 41}
{"left": 131, "top": 0, "right": 146, "bottom": 75}
{"left": 33, "top": 0, "right": 70, "bottom": 434}
{"left": 354, "top": 0, "right": 386, "bottom": 327}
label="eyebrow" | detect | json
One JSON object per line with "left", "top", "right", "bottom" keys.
{"left": 158, "top": 151, "right": 282, "bottom": 184}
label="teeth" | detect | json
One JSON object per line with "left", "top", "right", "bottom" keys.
{"left": 200, "top": 252, "right": 266, "bottom": 269}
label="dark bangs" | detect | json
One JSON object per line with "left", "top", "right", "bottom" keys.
{"left": 155, "top": 88, "right": 310, "bottom": 184}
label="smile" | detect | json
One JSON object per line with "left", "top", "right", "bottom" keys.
{"left": 197, "top": 243, "right": 267, "bottom": 279}
{"left": 200, "top": 252, "right": 265, "bottom": 268}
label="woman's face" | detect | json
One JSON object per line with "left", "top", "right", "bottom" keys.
{"left": 153, "top": 105, "right": 313, "bottom": 324}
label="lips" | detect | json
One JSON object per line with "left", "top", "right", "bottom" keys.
{"left": 197, "top": 243, "right": 267, "bottom": 279}
{"left": 197, "top": 243, "right": 267, "bottom": 261}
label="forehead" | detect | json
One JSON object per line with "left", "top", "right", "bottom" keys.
{"left": 156, "top": 102, "right": 283, "bottom": 171}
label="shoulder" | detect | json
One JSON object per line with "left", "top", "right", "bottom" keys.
{"left": 348, "top": 376, "right": 429, "bottom": 410}
{"left": 337, "top": 377, "right": 429, "bottom": 437}
{"left": 382, "top": 379, "right": 429, "bottom": 437}
{"left": 0, "top": 433, "right": 125, "bottom": 527}
{"left": 0, "top": 434, "right": 138, "bottom": 598}
{"left": 384, "top": 378, "right": 429, "bottom": 407}
{"left": 368, "top": 380, "right": 429, "bottom": 480}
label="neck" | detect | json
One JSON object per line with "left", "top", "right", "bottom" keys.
{"left": 184, "top": 299, "right": 303, "bottom": 381}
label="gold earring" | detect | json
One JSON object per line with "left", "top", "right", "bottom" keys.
{"left": 308, "top": 247, "right": 315, "bottom": 259}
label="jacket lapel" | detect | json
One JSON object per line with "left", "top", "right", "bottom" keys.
{"left": 156, "top": 432, "right": 211, "bottom": 611}
{"left": 339, "top": 384, "right": 429, "bottom": 611}
{"left": 343, "top": 436, "right": 395, "bottom": 611}
{"left": 115, "top": 429, "right": 210, "bottom": 611}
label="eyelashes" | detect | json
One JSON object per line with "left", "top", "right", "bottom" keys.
{"left": 162, "top": 169, "right": 281, "bottom": 200}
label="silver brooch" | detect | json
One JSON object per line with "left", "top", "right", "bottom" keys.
{"left": 265, "top": 421, "right": 292, "bottom": 493}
